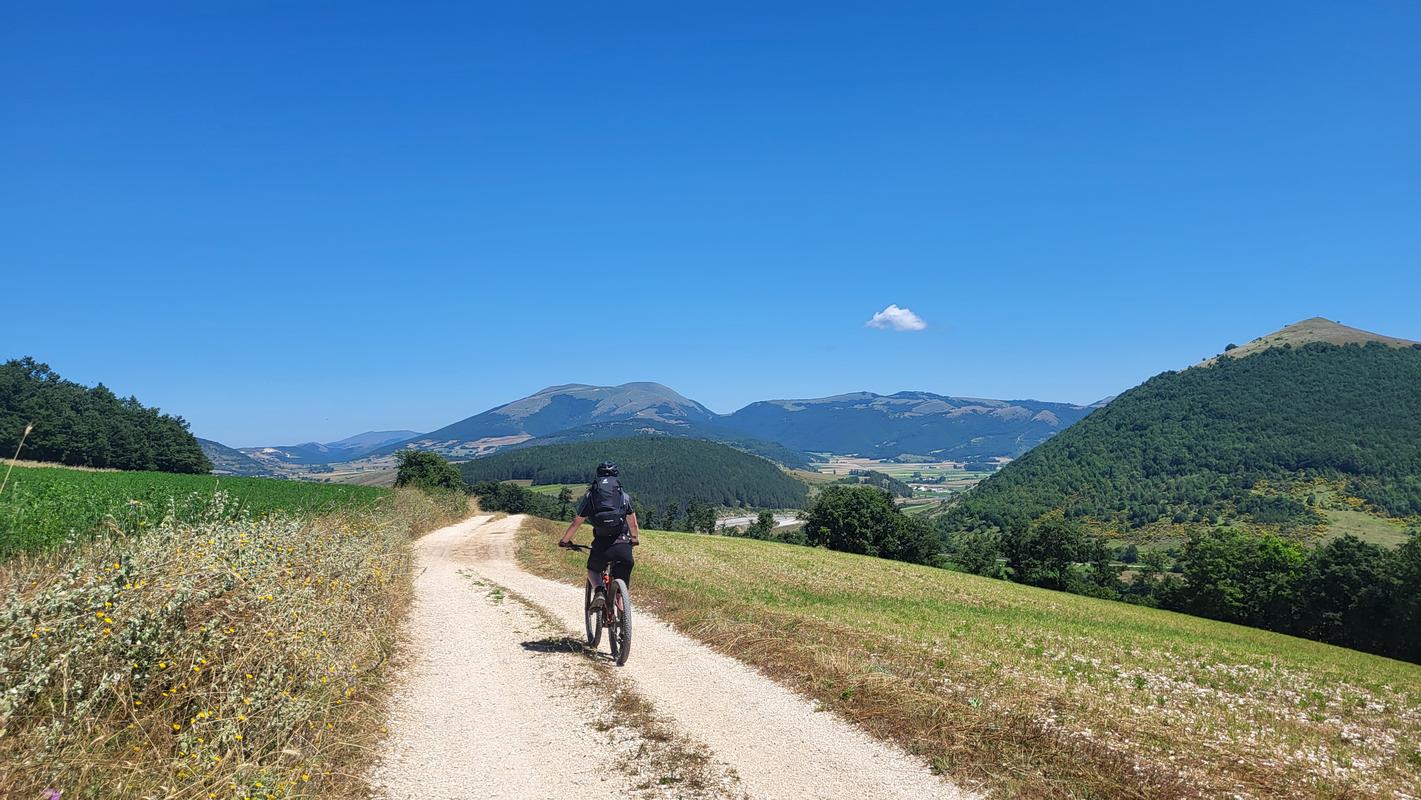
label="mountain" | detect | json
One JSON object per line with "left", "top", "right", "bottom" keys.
{"left": 242, "top": 430, "right": 420, "bottom": 468}
{"left": 942, "top": 320, "right": 1421, "bottom": 538}
{"left": 377, "top": 383, "right": 717, "bottom": 458}
{"left": 1200, "top": 316, "right": 1419, "bottom": 365}
{"left": 724, "top": 392, "right": 1093, "bottom": 459}
{"left": 458, "top": 436, "right": 809, "bottom": 513}
{"left": 197, "top": 438, "right": 273, "bottom": 477}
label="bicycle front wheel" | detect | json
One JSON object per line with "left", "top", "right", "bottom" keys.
{"left": 584, "top": 582, "right": 603, "bottom": 647}
{"left": 610, "top": 579, "right": 631, "bottom": 666}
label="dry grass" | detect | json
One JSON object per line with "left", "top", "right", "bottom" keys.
{"left": 0, "top": 488, "right": 468, "bottom": 799}
{"left": 518, "top": 518, "right": 1421, "bottom": 800}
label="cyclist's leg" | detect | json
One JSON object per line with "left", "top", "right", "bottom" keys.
{"left": 586, "top": 539, "right": 611, "bottom": 595}
{"left": 606, "top": 541, "right": 634, "bottom": 588}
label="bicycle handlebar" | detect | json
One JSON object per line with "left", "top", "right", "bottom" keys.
{"left": 559, "top": 540, "right": 639, "bottom": 551}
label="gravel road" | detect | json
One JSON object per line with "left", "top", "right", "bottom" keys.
{"left": 371, "top": 514, "right": 975, "bottom": 800}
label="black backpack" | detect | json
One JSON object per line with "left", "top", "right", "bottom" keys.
{"left": 586, "top": 476, "right": 628, "bottom": 537}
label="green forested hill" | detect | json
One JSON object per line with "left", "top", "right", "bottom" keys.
{"left": 1, "top": 358, "right": 211, "bottom": 474}
{"left": 458, "top": 436, "right": 809, "bottom": 512}
{"left": 942, "top": 341, "right": 1421, "bottom": 535}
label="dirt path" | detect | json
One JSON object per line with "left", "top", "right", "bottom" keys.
{"left": 372, "top": 515, "right": 975, "bottom": 800}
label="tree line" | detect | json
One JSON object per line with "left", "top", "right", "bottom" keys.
{"left": 1, "top": 357, "right": 211, "bottom": 474}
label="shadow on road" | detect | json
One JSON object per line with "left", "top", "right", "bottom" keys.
{"left": 521, "top": 636, "right": 587, "bottom": 654}
{"left": 521, "top": 636, "right": 617, "bottom": 664}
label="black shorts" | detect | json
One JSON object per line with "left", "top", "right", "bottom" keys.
{"left": 587, "top": 537, "right": 634, "bottom": 585}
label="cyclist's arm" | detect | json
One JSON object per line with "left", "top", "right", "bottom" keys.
{"left": 560, "top": 516, "right": 584, "bottom": 546}
{"left": 626, "top": 512, "right": 640, "bottom": 545}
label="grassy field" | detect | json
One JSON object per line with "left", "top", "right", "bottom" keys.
{"left": 0, "top": 463, "right": 389, "bottom": 557}
{"left": 519, "top": 521, "right": 1421, "bottom": 800}
{"left": 1320, "top": 506, "right": 1412, "bottom": 547}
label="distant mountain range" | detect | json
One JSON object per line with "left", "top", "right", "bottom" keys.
{"left": 240, "top": 430, "right": 421, "bottom": 469}
{"left": 724, "top": 392, "right": 1093, "bottom": 459}
{"left": 350, "top": 382, "right": 1092, "bottom": 466}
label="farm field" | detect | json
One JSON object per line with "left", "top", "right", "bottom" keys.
{"left": 0, "top": 463, "right": 389, "bottom": 557}
{"left": 816, "top": 455, "right": 997, "bottom": 497}
{"left": 519, "top": 521, "right": 1421, "bottom": 799}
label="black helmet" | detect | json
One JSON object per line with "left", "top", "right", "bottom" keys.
{"left": 596, "top": 461, "right": 619, "bottom": 477}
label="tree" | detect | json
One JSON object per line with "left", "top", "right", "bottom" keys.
{"left": 1168, "top": 527, "right": 1306, "bottom": 629}
{"left": 802, "top": 485, "right": 938, "bottom": 565}
{"left": 394, "top": 450, "right": 466, "bottom": 493}
{"left": 946, "top": 529, "right": 1004, "bottom": 577}
{"left": 663, "top": 502, "right": 679, "bottom": 532}
{"left": 557, "top": 486, "right": 574, "bottom": 519}
{"left": 1294, "top": 535, "right": 1395, "bottom": 650}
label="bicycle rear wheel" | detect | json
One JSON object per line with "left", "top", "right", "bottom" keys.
{"left": 584, "top": 582, "right": 603, "bottom": 647}
{"left": 610, "top": 579, "right": 631, "bottom": 666}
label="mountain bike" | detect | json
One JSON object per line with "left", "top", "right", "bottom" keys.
{"left": 559, "top": 542, "right": 633, "bottom": 666}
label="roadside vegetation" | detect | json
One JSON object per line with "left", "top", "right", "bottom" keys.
{"left": 0, "top": 477, "right": 468, "bottom": 798}
{"left": 518, "top": 519, "right": 1421, "bottom": 799}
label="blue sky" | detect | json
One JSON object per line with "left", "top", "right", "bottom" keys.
{"left": 4, "top": 2, "right": 1418, "bottom": 446}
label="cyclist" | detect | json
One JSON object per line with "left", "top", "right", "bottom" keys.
{"left": 559, "top": 461, "right": 639, "bottom": 609}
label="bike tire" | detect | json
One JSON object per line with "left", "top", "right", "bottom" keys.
{"left": 584, "top": 582, "right": 603, "bottom": 647}
{"left": 611, "top": 579, "right": 631, "bottom": 666}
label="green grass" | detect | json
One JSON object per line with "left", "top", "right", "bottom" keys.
{"left": 0, "top": 464, "right": 389, "bottom": 557}
{"left": 1320, "top": 506, "right": 1412, "bottom": 547}
{"left": 520, "top": 521, "right": 1421, "bottom": 799}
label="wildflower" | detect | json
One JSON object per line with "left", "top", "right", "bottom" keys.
{"left": 41, "top": 789, "right": 61, "bottom": 800}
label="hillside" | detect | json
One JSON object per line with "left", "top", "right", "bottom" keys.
{"left": 1200, "top": 316, "right": 1418, "bottom": 364}
{"left": 0, "top": 357, "right": 210, "bottom": 474}
{"left": 726, "top": 391, "right": 1092, "bottom": 458}
{"left": 520, "top": 521, "right": 1421, "bottom": 799}
{"left": 515, "top": 418, "right": 817, "bottom": 468}
{"left": 458, "top": 436, "right": 808, "bottom": 512}
{"left": 197, "top": 438, "right": 273, "bottom": 477}
{"left": 943, "top": 335, "right": 1421, "bottom": 537}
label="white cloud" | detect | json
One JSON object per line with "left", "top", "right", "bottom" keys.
{"left": 865, "top": 304, "right": 927, "bottom": 332}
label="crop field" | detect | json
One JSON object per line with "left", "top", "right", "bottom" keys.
{"left": 814, "top": 455, "right": 996, "bottom": 498}
{"left": 519, "top": 520, "right": 1421, "bottom": 800}
{"left": 0, "top": 463, "right": 389, "bottom": 557}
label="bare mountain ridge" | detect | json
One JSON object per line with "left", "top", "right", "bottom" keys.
{"left": 1199, "top": 316, "right": 1418, "bottom": 366}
